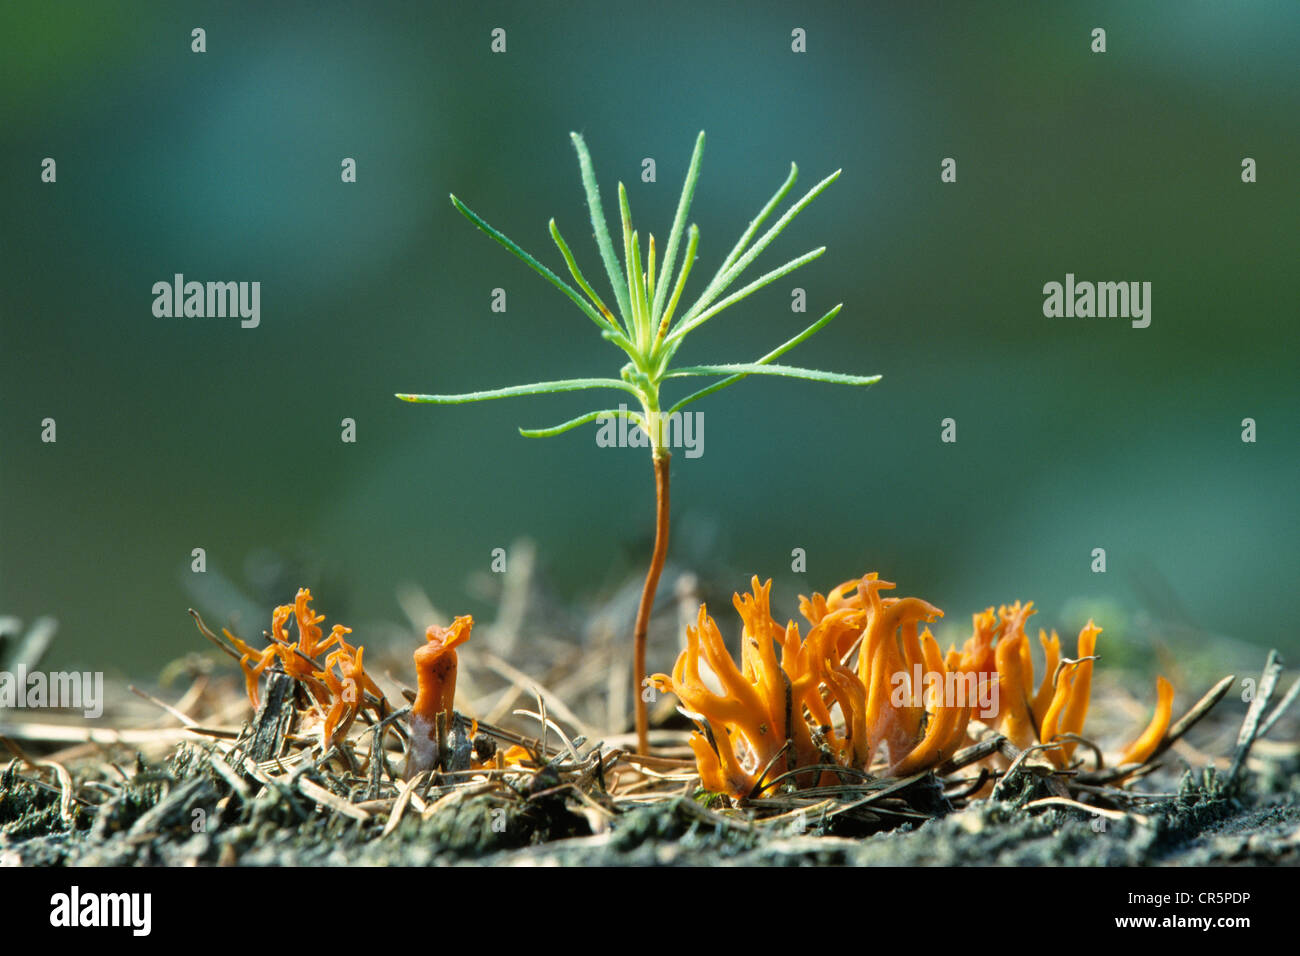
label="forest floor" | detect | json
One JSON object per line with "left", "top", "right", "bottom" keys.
{"left": 2, "top": 567, "right": 1297, "bottom": 867}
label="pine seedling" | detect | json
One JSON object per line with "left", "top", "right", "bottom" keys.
{"left": 397, "top": 131, "right": 880, "bottom": 754}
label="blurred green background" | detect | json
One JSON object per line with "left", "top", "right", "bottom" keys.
{"left": 2, "top": 1, "right": 1297, "bottom": 681}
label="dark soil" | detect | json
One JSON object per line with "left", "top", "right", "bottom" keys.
{"left": 3, "top": 743, "right": 1296, "bottom": 867}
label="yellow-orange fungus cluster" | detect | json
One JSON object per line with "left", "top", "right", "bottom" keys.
{"left": 652, "top": 573, "right": 1175, "bottom": 799}
{"left": 227, "top": 588, "right": 383, "bottom": 748}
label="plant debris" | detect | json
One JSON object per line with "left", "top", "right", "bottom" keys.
{"left": 0, "top": 580, "right": 1296, "bottom": 867}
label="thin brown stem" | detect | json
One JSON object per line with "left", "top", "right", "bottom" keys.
{"left": 633, "top": 450, "right": 671, "bottom": 755}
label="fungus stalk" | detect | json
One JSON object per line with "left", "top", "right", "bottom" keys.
{"left": 406, "top": 615, "right": 473, "bottom": 778}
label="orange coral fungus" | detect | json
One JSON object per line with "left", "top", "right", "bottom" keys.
{"left": 405, "top": 615, "right": 474, "bottom": 778}
{"left": 1119, "top": 675, "right": 1174, "bottom": 765}
{"left": 226, "top": 589, "right": 337, "bottom": 707}
{"left": 1037, "top": 621, "right": 1100, "bottom": 768}
{"left": 227, "top": 632, "right": 281, "bottom": 708}
{"left": 891, "top": 626, "right": 972, "bottom": 775}
{"left": 655, "top": 571, "right": 1178, "bottom": 799}
{"left": 992, "top": 602, "right": 1038, "bottom": 751}
{"left": 225, "top": 589, "right": 385, "bottom": 749}
{"left": 653, "top": 592, "right": 792, "bottom": 797}
{"left": 654, "top": 574, "right": 964, "bottom": 798}
{"left": 314, "top": 627, "right": 385, "bottom": 748}
{"left": 853, "top": 574, "right": 945, "bottom": 769}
